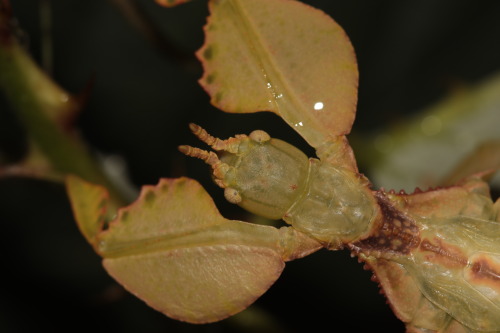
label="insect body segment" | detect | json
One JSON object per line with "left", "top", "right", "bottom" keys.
{"left": 284, "top": 158, "right": 378, "bottom": 247}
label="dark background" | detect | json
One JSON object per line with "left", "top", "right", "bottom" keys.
{"left": 1, "top": 0, "right": 500, "bottom": 332}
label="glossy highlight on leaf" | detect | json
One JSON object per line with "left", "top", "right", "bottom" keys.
{"left": 198, "top": 0, "right": 358, "bottom": 148}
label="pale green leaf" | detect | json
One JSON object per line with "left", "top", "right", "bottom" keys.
{"left": 441, "top": 140, "right": 500, "bottom": 186}
{"left": 198, "top": 0, "right": 358, "bottom": 148}
{"left": 368, "top": 73, "right": 500, "bottom": 190}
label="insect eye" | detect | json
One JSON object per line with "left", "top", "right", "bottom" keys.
{"left": 224, "top": 187, "right": 242, "bottom": 204}
{"left": 249, "top": 130, "right": 271, "bottom": 143}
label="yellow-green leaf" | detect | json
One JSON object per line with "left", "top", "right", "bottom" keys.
{"left": 440, "top": 140, "right": 500, "bottom": 186}
{"left": 198, "top": 0, "right": 358, "bottom": 148}
{"left": 66, "top": 175, "right": 111, "bottom": 252}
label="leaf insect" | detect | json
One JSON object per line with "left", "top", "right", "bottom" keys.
{"left": 67, "top": 0, "right": 500, "bottom": 331}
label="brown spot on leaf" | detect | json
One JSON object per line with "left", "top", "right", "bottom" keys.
{"left": 203, "top": 45, "right": 214, "bottom": 60}
{"left": 121, "top": 211, "right": 129, "bottom": 222}
{"left": 206, "top": 73, "right": 216, "bottom": 84}
{"left": 160, "top": 183, "right": 169, "bottom": 193}
{"left": 145, "top": 190, "right": 156, "bottom": 204}
{"left": 214, "top": 91, "right": 223, "bottom": 103}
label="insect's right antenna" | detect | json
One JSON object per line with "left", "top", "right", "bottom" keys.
{"left": 178, "top": 145, "right": 231, "bottom": 189}
{"left": 178, "top": 145, "right": 219, "bottom": 166}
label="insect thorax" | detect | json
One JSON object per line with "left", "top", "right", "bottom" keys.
{"left": 284, "top": 159, "right": 378, "bottom": 248}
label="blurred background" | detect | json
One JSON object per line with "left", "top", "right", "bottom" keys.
{"left": 1, "top": 0, "right": 500, "bottom": 331}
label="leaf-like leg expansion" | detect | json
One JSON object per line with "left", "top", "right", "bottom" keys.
{"left": 367, "top": 236, "right": 497, "bottom": 333}
{"left": 66, "top": 175, "right": 114, "bottom": 252}
{"left": 390, "top": 172, "right": 497, "bottom": 223}
{"left": 366, "top": 258, "right": 451, "bottom": 331}
{"left": 66, "top": 176, "right": 321, "bottom": 323}
{"left": 104, "top": 245, "right": 284, "bottom": 323}
{"left": 197, "top": 0, "right": 358, "bottom": 148}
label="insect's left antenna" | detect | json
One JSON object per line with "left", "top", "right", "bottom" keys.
{"left": 188, "top": 123, "right": 246, "bottom": 154}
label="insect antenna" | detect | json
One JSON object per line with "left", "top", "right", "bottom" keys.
{"left": 188, "top": 123, "right": 245, "bottom": 154}
{"left": 177, "top": 145, "right": 220, "bottom": 166}
{"left": 179, "top": 124, "right": 250, "bottom": 188}
{"left": 178, "top": 144, "right": 231, "bottom": 189}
